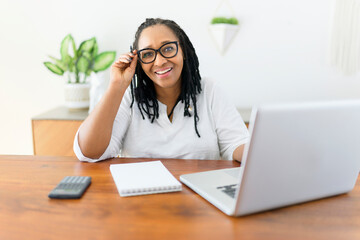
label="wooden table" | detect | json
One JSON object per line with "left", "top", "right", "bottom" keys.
{"left": 0, "top": 155, "right": 359, "bottom": 240}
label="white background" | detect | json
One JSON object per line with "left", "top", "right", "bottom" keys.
{"left": 0, "top": 0, "right": 359, "bottom": 155}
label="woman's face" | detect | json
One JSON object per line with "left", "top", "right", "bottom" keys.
{"left": 137, "top": 24, "right": 184, "bottom": 92}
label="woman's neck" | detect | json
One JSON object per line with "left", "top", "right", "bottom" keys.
{"left": 155, "top": 83, "right": 181, "bottom": 107}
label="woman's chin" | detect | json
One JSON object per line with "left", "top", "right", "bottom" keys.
{"left": 153, "top": 78, "right": 181, "bottom": 90}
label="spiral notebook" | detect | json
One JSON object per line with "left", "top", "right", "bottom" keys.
{"left": 110, "top": 161, "right": 182, "bottom": 197}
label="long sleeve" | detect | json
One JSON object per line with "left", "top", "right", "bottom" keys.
{"left": 209, "top": 81, "right": 250, "bottom": 160}
{"left": 73, "top": 89, "right": 133, "bottom": 162}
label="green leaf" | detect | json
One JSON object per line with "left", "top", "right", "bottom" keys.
{"left": 93, "top": 51, "right": 116, "bottom": 72}
{"left": 92, "top": 42, "right": 98, "bottom": 59}
{"left": 78, "top": 37, "right": 96, "bottom": 54}
{"left": 48, "top": 56, "right": 67, "bottom": 72}
{"left": 63, "top": 55, "right": 73, "bottom": 67}
{"left": 82, "top": 51, "right": 92, "bottom": 61}
{"left": 60, "top": 34, "right": 73, "bottom": 60}
{"left": 69, "top": 61, "right": 75, "bottom": 72}
{"left": 44, "top": 62, "right": 64, "bottom": 75}
{"left": 211, "top": 17, "right": 239, "bottom": 25}
{"left": 228, "top": 17, "right": 239, "bottom": 25}
{"left": 71, "top": 36, "right": 77, "bottom": 58}
{"left": 211, "top": 17, "right": 226, "bottom": 24}
{"left": 76, "top": 56, "right": 90, "bottom": 73}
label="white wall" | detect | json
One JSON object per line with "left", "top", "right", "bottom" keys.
{"left": 1, "top": 0, "right": 359, "bottom": 155}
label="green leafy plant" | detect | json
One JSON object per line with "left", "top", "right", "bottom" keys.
{"left": 44, "top": 34, "right": 116, "bottom": 83}
{"left": 211, "top": 17, "right": 239, "bottom": 25}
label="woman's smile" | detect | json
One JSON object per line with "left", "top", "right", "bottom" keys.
{"left": 155, "top": 67, "right": 173, "bottom": 78}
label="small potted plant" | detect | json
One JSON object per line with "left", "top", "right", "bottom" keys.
{"left": 209, "top": 16, "right": 240, "bottom": 55}
{"left": 44, "top": 34, "right": 116, "bottom": 110}
{"left": 211, "top": 16, "right": 239, "bottom": 25}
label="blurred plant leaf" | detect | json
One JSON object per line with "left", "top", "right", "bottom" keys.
{"left": 71, "top": 36, "right": 77, "bottom": 58}
{"left": 211, "top": 17, "right": 239, "bottom": 25}
{"left": 76, "top": 56, "right": 90, "bottom": 73}
{"left": 92, "top": 41, "right": 98, "bottom": 59}
{"left": 78, "top": 37, "right": 96, "bottom": 54}
{"left": 60, "top": 34, "right": 73, "bottom": 61}
{"left": 44, "top": 62, "right": 64, "bottom": 75}
{"left": 93, "top": 51, "right": 116, "bottom": 72}
{"left": 48, "top": 56, "right": 67, "bottom": 72}
{"left": 82, "top": 51, "right": 92, "bottom": 60}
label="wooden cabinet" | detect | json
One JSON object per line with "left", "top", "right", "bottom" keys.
{"left": 32, "top": 107, "right": 88, "bottom": 156}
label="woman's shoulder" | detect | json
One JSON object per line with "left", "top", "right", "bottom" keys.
{"left": 123, "top": 86, "right": 133, "bottom": 103}
{"left": 200, "top": 77, "right": 215, "bottom": 91}
{"left": 200, "top": 77, "right": 223, "bottom": 97}
{"left": 116, "top": 86, "right": 133, "bottom": 112}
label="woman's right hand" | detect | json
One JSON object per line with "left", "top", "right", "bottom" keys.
{"left": 110, "top": 50, "right": 138, "bottom": 88}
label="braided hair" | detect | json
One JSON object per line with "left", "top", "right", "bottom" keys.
{"left": 130, "top": 18, "right": 202, "bottom": 137}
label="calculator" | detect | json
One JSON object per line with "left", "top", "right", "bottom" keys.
{"left": 48, "top": 176, "right": 91, "bottom": 199}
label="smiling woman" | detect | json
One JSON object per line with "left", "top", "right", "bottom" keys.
{"left": 74, "top": 18, "right": 249, "bottom": 162}
{"left": 135, "top": 24, "right": 185, "bottom": 117}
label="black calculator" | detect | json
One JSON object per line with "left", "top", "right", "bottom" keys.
{"left": 48, "top": 176, "right": 91, "bottom": 199}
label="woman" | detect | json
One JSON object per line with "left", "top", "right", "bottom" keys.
{"left": 74, "top": 18, "right": 249, "bottom": 162}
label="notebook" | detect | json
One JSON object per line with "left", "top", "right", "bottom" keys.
{"left": 180, "top": 100, "right": 360, "bottom": 216}
{"left": 110, "top": 161, "right": 182, "bottom": 197}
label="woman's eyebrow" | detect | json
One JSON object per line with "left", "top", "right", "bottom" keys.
{"left": 141, "top": 40, "right": 176, "bottom": 49}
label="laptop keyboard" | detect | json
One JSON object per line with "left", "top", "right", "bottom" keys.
{"left": 217, "top": 184, "right": 239, "bottom": 198}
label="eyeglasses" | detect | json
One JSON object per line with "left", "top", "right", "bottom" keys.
{"left": 137, "top": 41, "right": 179, "bottom": 64}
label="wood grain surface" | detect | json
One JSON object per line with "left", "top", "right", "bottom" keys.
{"left": 0, "top": 155, "right": 359, "bottom": 240}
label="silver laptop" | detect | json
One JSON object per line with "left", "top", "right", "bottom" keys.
{"left": 180, "top": 100, "right": 360, "bottom": 216}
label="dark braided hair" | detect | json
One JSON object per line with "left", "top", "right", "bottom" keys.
{"left": 130, "top": 18, "right": 202, "bottom": 137}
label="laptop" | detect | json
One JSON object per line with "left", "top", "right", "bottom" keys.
{"left": 180, "top": 100, "right": 360, "bottom": 216}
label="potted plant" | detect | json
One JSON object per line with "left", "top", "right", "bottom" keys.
{"left": 209, "top": 16, "right": 240, "bottom": 55}
{"left": 44, "top": 34, "right": 116, "bottom": 110}
{"left": 211, "top": 17, "right": 239, "bottom": 25}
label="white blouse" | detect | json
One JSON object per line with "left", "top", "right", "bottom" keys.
{"left": 74, "top": 79, "right": 249, "bottom": 162}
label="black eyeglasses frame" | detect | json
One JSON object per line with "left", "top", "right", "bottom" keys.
{"left": 137, "top": 41, "right": 179, "bottom": 64}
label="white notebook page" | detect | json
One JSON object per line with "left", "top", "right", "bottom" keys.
{"left": 110, "top": 161, "right": 182, "bottom": 197}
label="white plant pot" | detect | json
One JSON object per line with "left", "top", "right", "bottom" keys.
{"left": 208, "top": 24, "right": 240, "bottom": 55}
{"left": 64, "top": 83, "right": 90, "bottom": 111}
